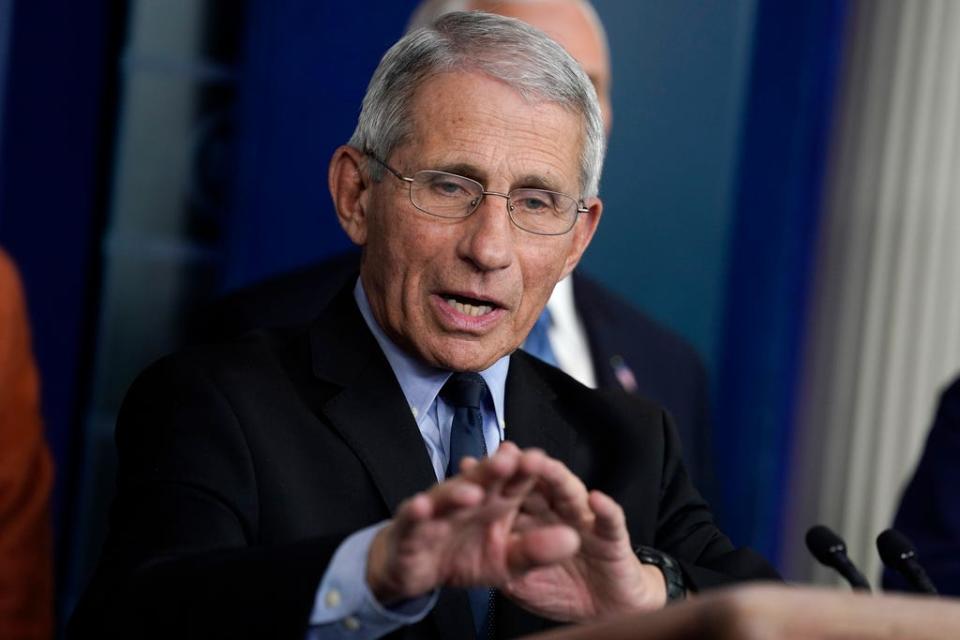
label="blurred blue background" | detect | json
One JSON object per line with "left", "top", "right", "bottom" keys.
{"left": 0, "top": 0, "right": 849, "bottom": 630}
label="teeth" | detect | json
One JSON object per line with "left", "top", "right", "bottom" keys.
{"left": 445, "top": 298, "right": 493, "bottom": 317}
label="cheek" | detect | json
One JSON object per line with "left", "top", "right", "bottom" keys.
{"left": 376, "top": 222, "right": 437, "bottom": 306}
{"left": 522, "top": 239, "right": 574, "bottom": 281}
{"left": 516, "top": 242, "right": 572, "bottom": 312}
{"left": 360, "top": 214, "right": 414, "bottom": 312}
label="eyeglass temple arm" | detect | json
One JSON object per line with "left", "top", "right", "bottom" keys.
{"left": 365, "top": 152, "right": 413, "bottom": 183}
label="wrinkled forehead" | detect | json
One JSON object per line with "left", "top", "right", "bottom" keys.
{"left": 398, "top": 71, "right": 585, "bottom": 188}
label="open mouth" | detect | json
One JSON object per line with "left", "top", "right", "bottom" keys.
{"left": 441, "top": 293, "right": 500, "bottom": 317}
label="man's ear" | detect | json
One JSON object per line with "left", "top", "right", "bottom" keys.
{"left": 560, "top": 196, "right": 603, "bottom": 279}
{"left": 329, "top": 145, "right": 372, "bottom": 246}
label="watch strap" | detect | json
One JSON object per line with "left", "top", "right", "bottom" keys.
{"left": 634, "top": 545, "right": 686, "bottom": 602}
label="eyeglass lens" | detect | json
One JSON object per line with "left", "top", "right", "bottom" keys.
{"left": 409, "top": 170, "right": 577, "bottom": 235}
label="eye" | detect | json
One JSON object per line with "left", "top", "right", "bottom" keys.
{"left": 428, "top": 176, "right": 471, "bottom": 198}
{"left": 513, "top": 191, "right": 554, "bottom": 214}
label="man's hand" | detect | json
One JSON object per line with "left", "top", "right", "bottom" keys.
{"left": 492, "top": 458, "right": 668, "bottom": 622}
{"left": 365, "top": 443, "right": 581, "bottom": 604}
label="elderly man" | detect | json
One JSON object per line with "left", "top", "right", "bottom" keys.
{"left": 206, "top": 0, "right": 715, "bottom": 501}
{"left": 71, "top": 12, "right": 774, "bottom": 640}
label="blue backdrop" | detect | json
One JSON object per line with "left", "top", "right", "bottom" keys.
{"left": 224, "top": 1, "right": 420, "bottom": 289}
{"left": 714, "top": 0, "right": 849, "bottom": 561}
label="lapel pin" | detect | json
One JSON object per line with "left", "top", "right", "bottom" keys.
{"left": 610, "top": 355, "right": 638, "bottom": 393}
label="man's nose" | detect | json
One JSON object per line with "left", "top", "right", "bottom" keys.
{"left": 457, "top": 192, "right": 514, "bottom": 272}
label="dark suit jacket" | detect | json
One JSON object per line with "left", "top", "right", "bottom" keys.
{"left": 885, "top": 375, "right": 960, "bottom": 596}
{"left": 73, "top": 286, "right": 772, "bottom": 639}
{"left": 195, "top": 252, "right": 715, "bottom": 501}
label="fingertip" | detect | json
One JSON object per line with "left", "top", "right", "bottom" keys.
{"left": 589, "top": 490, "right": 627, "bottom": 536}
{"left": 518, "top": 447, "right": 547, "bottom": 474}
{"left": 509, "top": 525, "right": 581, "bottom": 571}
{"left": 518, "top": 445, "right": 544, "bottom": 459}
{"left": 588, "top": 489, "right": 614, "bottom": 511}
{"left": 398, "top": 492, "right": 433, "bottom": 524}
{"left": 554, "top": 526, "right": 581, "bottom": 556}
{"left": 499, "top": 440, "right": 520, "bottom": 454}
{"left": 454, "top": 479, "right": 485, "bottom": 503}
{"left": 543, "top": 457, "right": 568, "bottom": 482}
{"left": 458, "top": 455, "right": 479, "bottom": 475}
{"left": 432, "top": 478, "right": 485, "bottom": 514}
{"left": 490, "top": 445, "right": 520, "bottom": 475}
{"left": 410, "top": 492, "right": 434, "bottom": 515}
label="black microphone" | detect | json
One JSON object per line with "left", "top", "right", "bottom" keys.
{"left": 805, "top": 524, "right": 872, "bottom": 591}
{"left": 877, "top": 528, "right": 938, "bottom": 595}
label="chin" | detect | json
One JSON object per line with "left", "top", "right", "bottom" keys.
{"left": 426, "top": 338, "right": 513, "bottom": 373}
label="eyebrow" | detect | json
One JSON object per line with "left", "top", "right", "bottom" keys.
{"left": 433, "top": 163, "right": 486, "bottom": 184}
{"left": 431, "top": 162, "right": 567, "bottom": 193}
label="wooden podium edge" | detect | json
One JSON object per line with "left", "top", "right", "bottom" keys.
{"left": 522, "top": 584, "right": 960, "bottom": 639}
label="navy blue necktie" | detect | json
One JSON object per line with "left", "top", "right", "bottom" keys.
{"left": 444, "top": 373, "right": 488, "bottom": 477}
{"left": 442, "top": 373, "right": 494, "bottom": 638}
{"left": 522, "top": 308, "right": 558, "bottom": 367}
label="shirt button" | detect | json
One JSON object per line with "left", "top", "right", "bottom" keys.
{"left": 325, "top": 589, "right": 342, "bottom": 608}
{"left": 343, "top": 616, "right": 360, "bottom": 631}
{"left": 411, "top": 406, "right": 419, "bottom": 418}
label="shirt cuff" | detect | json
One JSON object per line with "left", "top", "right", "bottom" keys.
{"left": 307, "top": 521, "right": 439, "bottom": 639}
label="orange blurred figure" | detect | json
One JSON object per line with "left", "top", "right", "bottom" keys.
{"left": 0, "top": 249, "right": 54, "bottom": 639}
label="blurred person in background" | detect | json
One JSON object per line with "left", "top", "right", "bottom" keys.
{"left": 885, "top": 374, "right": 960, "bottom": 596}
{"left": 0, "top": 248, "right": 54, "bottom": 640}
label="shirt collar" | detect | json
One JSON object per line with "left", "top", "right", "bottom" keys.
{"left": 353, "top": 278, "right": 509, "bottom": 431}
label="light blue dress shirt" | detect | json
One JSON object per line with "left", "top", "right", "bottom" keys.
{"left": 305, "top": 279, "right": 509, "bottom": 639}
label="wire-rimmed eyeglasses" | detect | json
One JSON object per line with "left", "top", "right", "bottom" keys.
{"left": 366, "top": 153, "right": 587, "bottom": 236}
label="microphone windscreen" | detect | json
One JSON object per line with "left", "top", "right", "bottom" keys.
{"left": 877, "top": 528, "right": 916, "bottom": 568}
{"left": 806, "top": 524, "right": 846, "bottom": 566}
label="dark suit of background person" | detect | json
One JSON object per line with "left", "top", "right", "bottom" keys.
{"left": 74, "top": 284, "right": 774, "bottom": 639}
{"left": 884, "top": 375, "right": 960, "bottom": 596}
{"left": 0, "top": 249, "right": 54, "bottom": 640}
{"left": 197, "top": 251, "right": 716, "bottom": 501}
{"left": 197, "top": 0, "right": 716, "bottom": 504}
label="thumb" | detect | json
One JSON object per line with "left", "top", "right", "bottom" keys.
{"left": 506, "top": 525, "right": 580, "bottom": 574}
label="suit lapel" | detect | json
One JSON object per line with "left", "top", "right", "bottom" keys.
{"left": 309, "top": 286, "right": 437, "bottom": 513}
{"left": 309, "top": 287, "right": 476, "bottom": 638}
{"left": 504, "top": 352, "right": 577, "bottom": 465}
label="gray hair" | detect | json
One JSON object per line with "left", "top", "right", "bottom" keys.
{"left": 348, "top": 11, "right": 605, "bottom": 197}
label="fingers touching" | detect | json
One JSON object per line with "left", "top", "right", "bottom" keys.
{"left": 507, "top": 525, "right": 581, "bottom": 573}
{"left": 374, "top": 444, "right": 632, "bottom": 602}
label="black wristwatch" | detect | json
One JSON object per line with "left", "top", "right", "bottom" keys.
{"left": 634, "top": 545, "right": 686, "bottom": 603}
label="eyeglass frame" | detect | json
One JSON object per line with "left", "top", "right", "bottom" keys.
{"left": 364, "top": 152, "right": 589, "bottom": 236}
